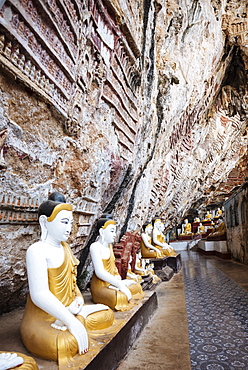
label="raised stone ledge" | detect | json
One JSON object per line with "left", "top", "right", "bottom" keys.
{"left": 0, "top": 290, "right": 158, "bottom": 370}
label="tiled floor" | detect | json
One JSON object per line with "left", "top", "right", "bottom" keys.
{"left": 182, "top": 252, "right": 248, "bottom": 370}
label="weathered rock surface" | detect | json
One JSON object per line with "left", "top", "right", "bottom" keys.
{"left": 0, "top": 0, "right": 247, "bottom": 312}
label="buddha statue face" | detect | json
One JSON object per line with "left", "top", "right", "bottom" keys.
{"left": 145, "top": 224, "right": 153, "bottom": 234}
{"left": 46, "top": 209, "right": 73, "bottom": 242}
{"left": 99, "top": 222, "right": 117, "bottom": 244}
{"left": 154, "top": 219, "right": 161, "bottom": 229}
{"left": 39, "top": 207, "right": 73, "bottom": 243}
{"left": 159, "top": 222, "right": 165, "bottom": 232}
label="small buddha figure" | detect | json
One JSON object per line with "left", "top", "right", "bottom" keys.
{"left": 152, "top": 218, "right": 176, "bottom": 256}
{"left": 180, "top": 219, "right": 193, "bottom": 235}
{"left": 203, "top": 211, "right": 212, "bottom": 222}
{"left": 90, "top": 216, "right": 144, "bottom": 312}
{"left": 194, "top": 217, "right": 200, "bottom": 223}
{"left": 126, "top": 255, "right": 143, "bottom": 283}
{"left": 214, "top": 207, "right": 223, "bottom": 219}
{"left": 141, "top": 222, "right": 163, "bottom": 258}
{"left": 196, "top": 222, "right": 205, "bottom": 234}
{"left": 134, "top": 252, "right": 148, "bottom": 276}
{"left": 20, "top": 194, "right": 114, "bottom": 366}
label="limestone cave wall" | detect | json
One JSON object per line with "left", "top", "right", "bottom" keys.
{"left": 0, "top": 0, "right": 248, "bottom": 312}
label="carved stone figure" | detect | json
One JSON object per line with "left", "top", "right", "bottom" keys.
{"left": 20, "top": 194, "right": 114, "bottom": 366}
{"left": 90, "top": 216, "right": 144, "bottom": 311}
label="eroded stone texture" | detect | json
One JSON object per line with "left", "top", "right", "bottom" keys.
{"left": 0, "top": 0, "right": 248, "bottom": 312}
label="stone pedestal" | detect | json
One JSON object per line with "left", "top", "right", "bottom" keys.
{"left": 167, "top": 254, "right": 182, "bottom": 273}
{"left": 170, "top": 241, "right": 188, "bottom": 251}
{"left": 198, "top": 240, "right": 231, "bottom": 259}
{"left": 198, "top": 240, "right": 215, "bottom": 254}
{"left": 149, "top": 254, "right": 182, "bottom": 279}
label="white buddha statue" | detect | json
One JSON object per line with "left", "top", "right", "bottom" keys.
{"left": 20, "top": 194, "right": 114, "bottom": 366}
{"left": 152, "top": 218, "right": 176, "bottom": 256}
{"left": 90, "top": 216, "right": 144, "bottom": 311}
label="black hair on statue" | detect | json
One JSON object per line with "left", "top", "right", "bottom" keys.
{"left": 38, "top": 200, "right": 61, "bottom": 218}
{"left": 101, "top": 213, "right": 113, "bottom": 220}
{"left": 96, "top": 217, "right": 115, "bottom": 232}
{"left": 142, "top": 222, "right": 150, "bottom": 232}
{"left": 48, "top": 192, "right": 66, "bottom": 203}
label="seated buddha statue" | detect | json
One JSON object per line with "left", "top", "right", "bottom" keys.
{"left": 206, "top": 217, "right": 227, "bottom": 240}
{"left": 20, "top": 194, "right": 114, "bottom": 366}
{"left": 214, "top": 207, "right": 223, "bottom": 219}
{"left": 152, "top": 218, "right": 176, "bottom": 256}
{"left": 196, "top": 222, "right": 205, "bottom": 234}
{"left": 141, "top": 222, "right": 163, "bottom": 258}
{"left": 126, "top": 255, "right": 143, "bottom": 283}
{"left": 180, "top": 219, "right": 193, "bottom": 235}
{"left": 134, "top": 252, "right": 148, "bottom": 276}
{"left": 90, "top": 216, "right": 144, "bottom": 312}
{"left": 203, "top": 211, "right": 212, "bottom": 222}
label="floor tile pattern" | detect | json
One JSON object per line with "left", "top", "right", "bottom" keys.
{"left": 182, "top": 252, "right": 248, "bottom": 370}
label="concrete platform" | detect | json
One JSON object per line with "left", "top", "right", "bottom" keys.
{"left": 198, "top": 240, "right": 231, "bottom": 259}
{"left": 0, "top": 291, "right": 158, "bottom": 370}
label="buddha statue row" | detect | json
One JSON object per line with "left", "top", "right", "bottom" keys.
{"left": 19, "top": 193, "right": 145, "bottom": 369}
{"left": 178, "top": 208, "right": 224, "bottom": 237}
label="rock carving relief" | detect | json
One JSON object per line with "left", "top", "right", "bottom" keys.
{"left": 222, "top": 2, "right": 248, "bottom": 67}
{"left": 0, "top": 127, "right": 8, "bottom": 169}
{"left": 0, "top": 193, "right": 39, "bottom": 224}
{"left": 89, "top": 0, "right": 140, "bottom": 160}
{"left": 0, "top": 0, "right": 141, "bottom": 149}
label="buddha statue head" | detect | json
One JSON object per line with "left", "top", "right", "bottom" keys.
{"left": 152, "top": 218, "right": 161, "bottom": 229}
{"left": 142, "top": 222, "right": 152, "bottom": 234}
{"left": 96, "top": 217, "right": 117, "bottom": 244}
{"left": 38, "top": 198, "right": 73, "bottom": 243}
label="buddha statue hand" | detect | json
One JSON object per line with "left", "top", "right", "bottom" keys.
{"left": 67, "top": 316, "right": 89, "bottom": 354}
{"left": 51, "top": 297, "right": 85, "bottom": 331}
{"left": 0, "top": 353, "right": 24, "bottom": 370}
{"left": 68, "top": 297, "right": 84, "bottom": 315}
{"left": 118, "top": 282, "right": 132, "bottom": 301}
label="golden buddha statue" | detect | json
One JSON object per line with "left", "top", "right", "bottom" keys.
{"left": 90, "top": 216, "right": 144, "bottom": 312}
{"left": 207, "top": 217, "right": 227, "bottom": 240}
{"left": 203, "top": 211, "right": 212, "bottom": 222}
{"left": 141, "top": 223, "right": 163, "bottom": 258}
{"left": 214, "top": 207, "right": 223, "bottom": 219}
{"left": 20, "top": 193, "right": 114, "bottom": 367}
{"left": 196, "top": 222, "right": 205, "bottom": 234}
{"left": 180, "top": 219, "right": 193, "bottom": 235}
{"left": 152, "top": 218, "right": 177, "bottom": 256}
